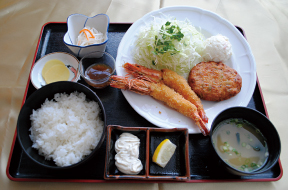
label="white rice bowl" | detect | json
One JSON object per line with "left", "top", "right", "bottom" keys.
{"left": 29, "top": 91, "right": 104, "bottom": 167}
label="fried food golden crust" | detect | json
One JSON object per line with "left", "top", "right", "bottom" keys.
{"left": 110, "top": 76, "right": 209, "bottom": 136}
{"left": 161, "top": 69, "right": 208, "bottom": 123}
{"left": 188, "top": 62, "right": 242, "bottom": 101}
{"left": 123, "top": 63, "right": 208, "bottom": 123}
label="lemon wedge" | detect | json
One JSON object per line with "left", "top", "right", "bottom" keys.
{"left": 152, "top": 139, "right": 177, "bottom": 168}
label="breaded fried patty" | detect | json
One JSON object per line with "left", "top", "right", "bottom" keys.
{"left": 188, "top": 62, "right": 242, "bottom": 101}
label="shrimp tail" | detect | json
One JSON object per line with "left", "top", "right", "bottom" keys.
{"left": 123, "top": 62, "right": 162, "bottom": 83}
{"left": 161, "top": 68, "right": 209, "bottom": 124}
{"left": 199, "top": 110, "right": 209, "bottom": 123}
{"left": 110, "top": 75, "right": 151, "bottom": 95}
{"left": 150, "top": 82, "right": 209, "bottom": 135}
{"left": 110, "top": 75, "right": 210, "bottom": 136}
{"left": 197, "top": 118, "right": 210, "bottom": 136}
{"left": 123, "top": 64, "right": 209, "bottom": 124}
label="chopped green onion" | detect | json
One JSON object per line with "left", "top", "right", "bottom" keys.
{"left": 224, "top": 142, "right": 230, "bottom": 146}
{"left": 232, "top": 148, "right": 239, "bottom": 155}
{"left": 241, "top": 164, "right": 248, "bottom": 169}
{"left": 230, "top": 119, "right": 235, "bottom": 123}
{"left": 237, "top": 124, "right": 243, "bottom": 128}
{"left": 245, "top": 158, "right": 251, "bottom": 165}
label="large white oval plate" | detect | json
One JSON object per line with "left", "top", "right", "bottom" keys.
{"left": 115, "top": 6, "right": 256, "bottom": 134}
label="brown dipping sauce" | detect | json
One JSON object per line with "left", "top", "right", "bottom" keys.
{"left": 85, "top": 63, "right": 112, "bottom": 79}
{"left": 85, "top": 63, "right": 113, "bottom": 88}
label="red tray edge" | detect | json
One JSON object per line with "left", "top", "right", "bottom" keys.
{"left": 6, "top": 22, "right": 283, "bottom": 183}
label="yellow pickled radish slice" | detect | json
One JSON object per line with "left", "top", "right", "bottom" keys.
{"left": 152, "top": 139, "right": 177, "bottom": 168}
{"left": 43, "top": 64, "right": 70, "bottom": 84}
{"left": 42, "top": 59, "right": 66, "bottom": 76}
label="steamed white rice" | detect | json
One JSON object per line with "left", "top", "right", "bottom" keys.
{"left": 29, "top": 91, "right": 104, "bottom": 167}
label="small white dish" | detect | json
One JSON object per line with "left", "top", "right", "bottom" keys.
{"left": 63, "top": 13, "right": 109, "bottom": 58}
{"left": 30, "top": 52, "right": 80, "bottom": 89}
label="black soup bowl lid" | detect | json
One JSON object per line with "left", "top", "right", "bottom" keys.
{"left": 17, "top": 81, "right": 107, "bottom": 169}
{"left": 210, "top": 106, "right": 281, "bottom": 175}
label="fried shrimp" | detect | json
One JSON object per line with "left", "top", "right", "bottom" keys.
{"left": 110, "top": 75, "right": 209, "bottom": 136}
{"left": 123, "top": 63, "right": 163, "bottom": 83}
{"left": 123, "top": 62, "right": 208, "bottom": 123}
{"left": 161, "top": 69, "right": 208, "bottom": 123}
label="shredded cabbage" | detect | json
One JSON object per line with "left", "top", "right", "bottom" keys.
{"left": 133, "top": 17, "right": 205, "bottom": 79}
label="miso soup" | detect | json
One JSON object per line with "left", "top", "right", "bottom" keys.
{"left": 212, "top": 118, "right": 269, "bottom": 172}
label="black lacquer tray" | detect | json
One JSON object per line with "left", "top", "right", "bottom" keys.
{"left": 6, "top": 23, "right": 283, "bottom": 182}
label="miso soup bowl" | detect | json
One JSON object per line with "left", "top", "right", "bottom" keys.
{"left": 210, "top": 106, "right": 281, "bottom": 176}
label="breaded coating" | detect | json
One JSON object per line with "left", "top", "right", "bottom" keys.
{"left": 188, "top": 62, "right": 242, "bottom": 101}
{"left": 161, "top": 69, "right": 208, "bottom": 123}
{"left": 123, "top": 63, "right": 208, "bottom": 123}
{"left": 110, "top": 75, "right": 209, "bottom": 136}
{"left": 150, "top": 82, "right": 208, "bottom": 135}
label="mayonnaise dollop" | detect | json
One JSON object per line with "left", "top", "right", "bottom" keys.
{"left": 115, "top": 133, "right": 143, "bottom": 175}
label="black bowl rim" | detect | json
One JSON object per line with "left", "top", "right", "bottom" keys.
{"left": 17, "top": 81, "right": 107, "bottom": 169}
{"left": 210, "top": 106, "right": 281, "bottom": 175}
